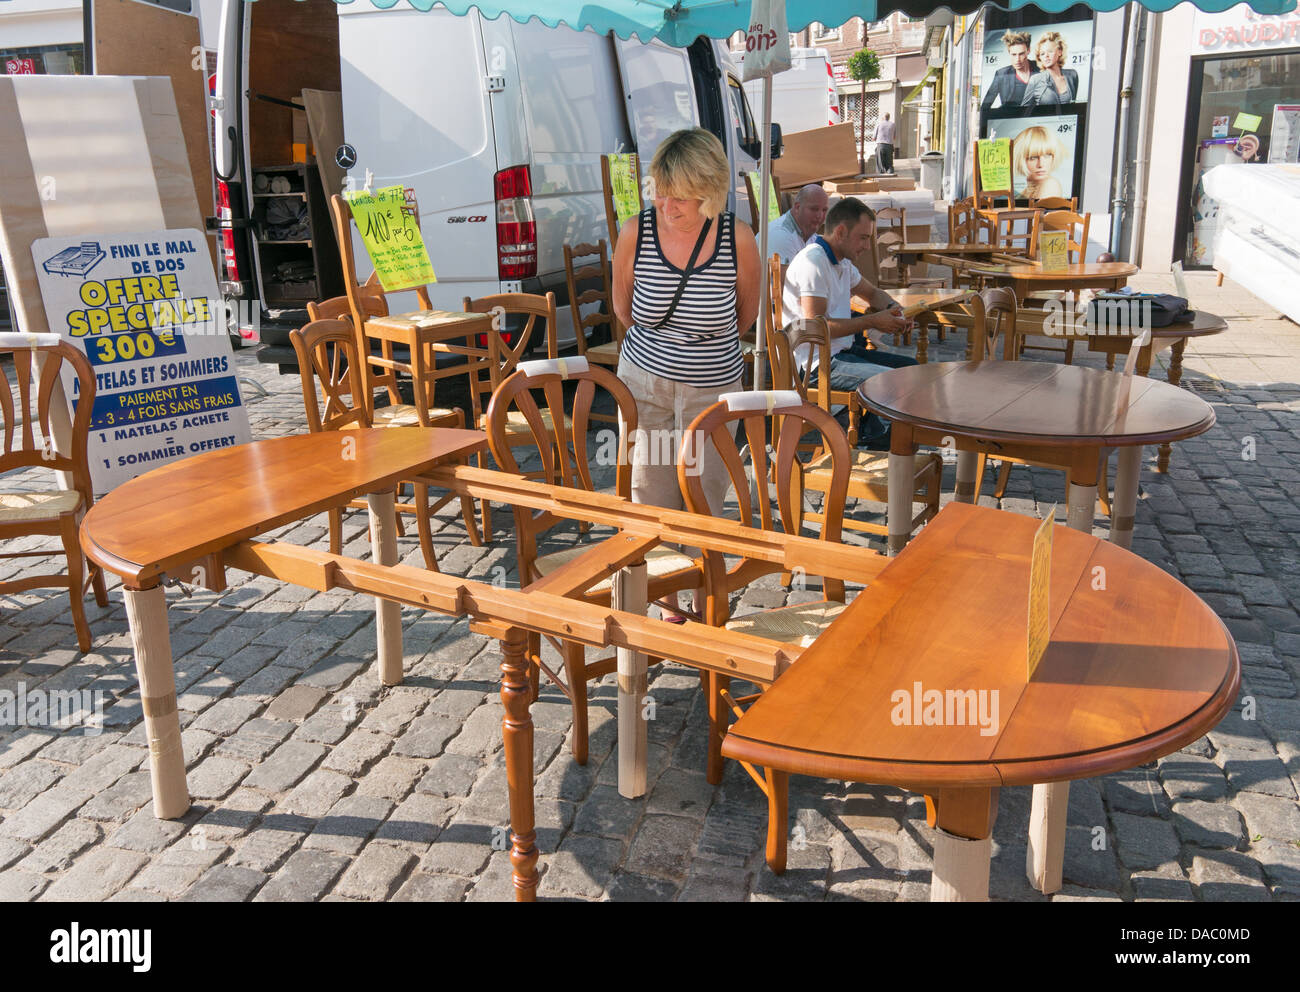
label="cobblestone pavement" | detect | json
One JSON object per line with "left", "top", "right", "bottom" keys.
{"left": 1, "top": 269, "right": 1299, "bottom": 903}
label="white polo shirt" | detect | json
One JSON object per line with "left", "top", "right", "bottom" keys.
{"left": 783, "top": 236, "right": 861, "bottom": 371}
{"left": 768, "top": 210, "right": 811, "bottom": 263}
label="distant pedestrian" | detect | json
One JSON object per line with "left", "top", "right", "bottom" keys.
{"left": 874, "top": 113, "right": 896, "bottom": 175}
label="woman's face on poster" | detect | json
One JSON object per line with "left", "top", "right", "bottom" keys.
{"left": 1037, "top": 41, "right": 1062, "bottom": 71}
{"left": 1025, "top": 151, "right": 1055, "bottom": 183}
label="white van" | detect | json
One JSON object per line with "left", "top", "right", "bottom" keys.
{"left": 740, "top": 48, "right": 841, "bottom": 137}
{"left": 211, "top": 0, "right": 773, "bottom": 369}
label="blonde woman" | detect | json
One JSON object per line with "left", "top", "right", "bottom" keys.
{"left": 1021, "top": 31, "right": 1079, "bottom": 107}
{"left": 1013, "top": 126, "right": 1067, "bottom": 200}
{"left": 612, "top": 128, "right": 760, "bottom": 519}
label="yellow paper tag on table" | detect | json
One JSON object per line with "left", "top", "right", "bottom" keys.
{"left": 345, "top": 185, "right": 436, "bottom": 292}
{"left": 1233, "top": 112, "right": 1262, "bottom": 132}
{"left": 605, "top": 153, "right": 642, "bottom": 228}
{"left": 1038, "top": 229, "right": 1068, "bottom": 271}
{"left": 978, "top": 138, "right": 1012, "bottom": 193}
{"left": 1027, "top": 505, "right": 1056, "bottom": 680}
{"left": 747, "top": 171, "right": 782, "bottom": 221}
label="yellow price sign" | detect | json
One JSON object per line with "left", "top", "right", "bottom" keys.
{"left": 345, "top": 185, "right": 436, "bottom": 292}
{"left": 605, "top": 154, "right": 642, "bottom": 228}
{"left": 978, "top": 138, "right": 1012, "bottom": 193}
{"left": 1038, "top": 230, "right": 1068, "bottom": 272}
{"left": 748, "top": 171, "right": 781, "bottom": 222}
{"left": 1233, "top": 112, "right": 1262, "bottom": 132}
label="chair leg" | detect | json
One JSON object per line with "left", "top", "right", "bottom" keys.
{"left": 706, "top": 672, "right": 729, "bottom": 785}
{"left": 1105, "top": 353, "right": 1116, "bottom": 371}
{"left": 971, "top": 452, "right": 988, "bottom": 504}
{"left": 766, "top": 767, "right": 789, "bottom": 874}
{"left": 60, "top": 515, "right": 92, "bottom": 652}
{"left": 1063, "top": 340, "right": 1075, "bottom": 365}
{"left": 460, "top": 494, "right": 482, "bottom": 547}
{"left": 329, "top": 507, "right": 343, "bottom": 556}
{"left": 413, "top": 483, "right": 439, "bottom": 572}
{"left": 993, "top": 461, "right": 1012, "bottom": 500}
{"left": 563, "top": 641, "right": 589, "bottom": 765}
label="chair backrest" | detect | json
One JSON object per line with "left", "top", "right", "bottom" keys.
{"left": 1041, "top": 209, "right": 1090, "bottom": 263}
{"left": 485, "top": 357, "right": 638, "bottom": 577}
{"left": 463, "top": 292, "right": 559, "bottom": 420}
{"left": 680, "top": 391, "right": 850, "bottom": 605}
{"left": 764, "top": 253, "right": 788, "bottom": 374}
{"left": 948, "top": 197, "right": 979, "bottom": 245}
{"left": 289, "top": 318, "right": 371, "bottom": 433}
{"left": 968, "top": 287, "right": 1020, "bottom": 361}
{"left": 0, "top": 336, "right": 94, "bottom": 497}
{"left": 873, "top": 207, "right": 908, "bottom": 287}
{"left": 991, "top": 208, "right": 1040, "bottom": 254}
{"left": 1028, "top": 195, "right": 1078, "bottom": 211}
{"left": 769, "top": 317, "right": 832, "bottom": 414}
{"left": 562, "top": 241, "right": 622, "bottom": 356}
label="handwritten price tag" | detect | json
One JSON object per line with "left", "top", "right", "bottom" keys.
{"left": 978, "top": 138, "right": 1012, "bottom": 193}
{"left": 605, "top": 154, "right": 642, "bottom": 229}
{"left": 345, "top": 185, "right": 436, "bottom": 292}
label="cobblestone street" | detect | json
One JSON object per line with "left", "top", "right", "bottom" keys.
{"left": 2, "top": 269, "right": 1299, "bottom": 902}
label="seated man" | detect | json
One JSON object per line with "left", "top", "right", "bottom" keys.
{"left": 768, "top": 183, "right": 829, "bottom": 263}
{"left": 782, "top": 197, "right": 916, "bottom": 448}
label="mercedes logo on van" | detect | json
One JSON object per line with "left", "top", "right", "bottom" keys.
{"left": 335, "top": 144, "right": 357, "bottom": 170}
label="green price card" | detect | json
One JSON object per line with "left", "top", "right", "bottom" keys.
{"left": 345, "top": 185, "right": 436, "bottom": 292}
{"left": 1233, "top": 112, "right": 1262, "bottom": 132}
{"left": 748, "top": 171, "right": 781, "bottom": 222}
{"left": 978, "top": 138, "right": 1012, "bottom": 193}
{"left": 606, "top": 154, "right": 642, "bottom": 228}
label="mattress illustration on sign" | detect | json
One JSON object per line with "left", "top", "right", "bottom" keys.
{"left": 42, "top": 241, "right": 106, "bottom": 277}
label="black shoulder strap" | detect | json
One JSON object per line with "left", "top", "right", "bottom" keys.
{"left": 652, "top": 217, "right": 712, "bottom": 330}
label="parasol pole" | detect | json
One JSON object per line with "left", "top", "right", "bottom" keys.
{"left": 754, "top": 73, "right": 773, "bottom": 392}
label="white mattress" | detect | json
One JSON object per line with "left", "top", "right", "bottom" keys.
{"left": 1204, "top": 164, "right": 1300, "bottom": 322}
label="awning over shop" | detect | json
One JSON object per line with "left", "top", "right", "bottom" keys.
{"left": 902, "top": 66, "right": 942, "bottom": 107}
{"left": 327, "top": 1, "right": 1297, "bottom": 46}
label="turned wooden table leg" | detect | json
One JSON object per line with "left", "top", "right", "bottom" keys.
{"left": 500, "top": 626, "right": 539, "bottom": 902}
{"left": 367, "top": 490, "right": 403, "bottom": 686}
{"left": 613, "top": 561, "right": 649, "bottom": 799}
{"left": 1157, "top": 340, "right": 1187, "bottom": 473}
{"left": 887, "top": 425, "right": 917, "bottom": 557}
{"left": 1110, "top": 445, "right": 1143, "bottom": 550}
{"left": 930, "top": 787, "right": 998, "bottom": 902}
{"left": 916, "top": 314, "right": 929, "bottom": 365}
{"left": 123, "top": 585, "right": 189, "bottom": 820}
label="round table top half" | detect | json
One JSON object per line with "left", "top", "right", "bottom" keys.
{"left": 80, "top": 428, "right": 487, "bottom": 587}
{"left": 858, "top": 361, "right": 1215, "bottom": 448}
{"left": 967, "top": 260, "right": 1139, "bottom": 281}
{"left": 722, "top": 502, "right": 1240, "bottom": 789}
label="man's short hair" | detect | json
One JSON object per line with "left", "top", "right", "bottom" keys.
{"left": 1003, "top": 31, "right": 1031, "bottom": 49}
{"left": 826, "top": 198, "right": 874, "bottom": 234}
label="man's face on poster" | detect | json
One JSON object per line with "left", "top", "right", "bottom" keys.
{"left": 1007, "top": 43, "right": 1031, "bottom": 73}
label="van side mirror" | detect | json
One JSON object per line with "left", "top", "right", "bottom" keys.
{"left": 769, "top": 123, "right": 782, "bottom": 160}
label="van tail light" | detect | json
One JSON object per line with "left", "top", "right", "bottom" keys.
{"left": 216, "top": 180, "right": 240, "bottom": 284}
{"left": 495, "top": 165, "right": 537, "bottom": 280}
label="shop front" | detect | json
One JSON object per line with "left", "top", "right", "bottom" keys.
{"left": 1176, "top": 9, "right": 1300, "bottom": 268}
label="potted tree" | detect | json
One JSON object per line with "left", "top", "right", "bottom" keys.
{"left": 847, "top": 48, "right": 882, "bottom": 176}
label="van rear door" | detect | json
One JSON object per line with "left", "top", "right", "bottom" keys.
{"left": 338, "top": 6, "right": 498, "bottom": 313}
{"left": 613, "top": 39, "right": 699, "bottom": 173}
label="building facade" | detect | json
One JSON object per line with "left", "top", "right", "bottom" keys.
{"left": 0, "top": 0, "right": 85, "bottom": 75}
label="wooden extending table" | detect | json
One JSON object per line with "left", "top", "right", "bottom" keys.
{"left": 966, "top": 260, "right": 1139, "bottom": 300}
{"left": 859, "top": 361, "right": 1216, "bottom": 555}
{"left": 851, "top": 287, "right": 974, "bottom": 364}
{"left": 723, "top": 502, "right": 1240, "bottom": 901}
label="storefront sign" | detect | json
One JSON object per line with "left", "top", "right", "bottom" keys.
{"left": 345, "top": 185, "right": 436, "bottom": 292}
{"left": 31, "top": 229, "right": 252, "bottom": 493}
{"left": 1194, "top": 6, "right": 1300, "bottom": 52}
{"left": 5, "top": 58, "right": 37, "bottom": 75}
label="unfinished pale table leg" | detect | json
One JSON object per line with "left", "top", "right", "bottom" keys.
{"left": 930, "top": 787, "right": 997, "bottom": 902}
{"left": 612, "top": 560, "right": 648, "bottom": 798}
{"left": 954, "top": 449, "right": 978, "bottom": 504}
{"left": 366, "top": 491, "right": 403, "bottom": 686}
{"left": 1066, "top": 482, "right": 1098, "bottom": 533}
{"left": 1110, "top": 445, "right": 1143, "bottom": 550}
{"left": 887, "top": 425, "right": 918, "bottom": 557}
{"left": 1026, "top": 782, "right": 1070, "bottom": 893}
{"left": 123, "top": 585, "right": 189, "bottom": 820}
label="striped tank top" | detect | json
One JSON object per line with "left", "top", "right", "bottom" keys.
{"left": 622, "top": 207, "right": 743, "bottom": 388}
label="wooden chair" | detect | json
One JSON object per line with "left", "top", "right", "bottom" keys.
{"left": 679, "top": 391, "right": 853, "bottom": 871}
{"left": 290, "top": 318, "right": 478, "bottom": 569}
{"left": 769, "top": 317, "right": 941, "bottom": 540}
{"left": 0, "top": 335, "right": 106, "bottom": 652}
{"left": 972, "top": 137, "right": 1015, "bottom": 240}
{"left": 988, "top": 208, "right": 1041, "bottom": 256}
{"left": 463, "top": 291, "right": 562, "bottom": 536}
{"left": 485, "top": 357, "right": 701, "bottom": 763}
{"left": 1028, "top": 195, "right": 1078, "bottom": 211}
{"left": 1018, "top": 209, "right": 1091, "bottom": 365}
{"left": 767, "top": 254, "right": 860, "bottom": 444}
{"left": 947, "top": 196, "right": 980, "bottom": 246}
{"left": 562, "top": 240, "right": 623, "bottom": 373}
